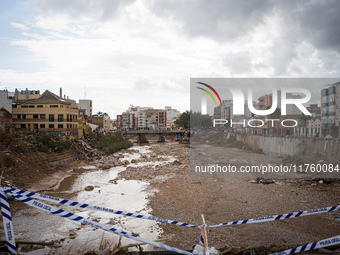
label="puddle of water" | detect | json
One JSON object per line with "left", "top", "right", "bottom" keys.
{"left": 9, "top": 145, "right": 175, "bottom": 254}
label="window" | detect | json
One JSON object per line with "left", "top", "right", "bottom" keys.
{"left": 58, "top": 124, "right": 63, "bottom": 129}
{"left": 40, "top": 124, "right": 45, "bottom": 128}
{"left": 67, "top": 124, "right": 69, "bottom": 128}
{"left": 49, "top": 124, "right": 54, "bottom": 128}
{"left": 29, "top": 105, "right": 34, "bottom": 108}
{"left": 49, "top": 114, "right": 54, "bottom": 122}
{"left": 13, "top": 105, "right": 17, "bottom": 108}
{"left": 23, "top": 115, "right": 26, "bottom": 119}
{"left": 21, "top": 124, "right": 26, "bottom": 128}
{"left": 40, "top": 114, "right": 45, "bottom": 119}
{"left": 58, "top": 114, "right": 63, "bottom": 122}
{"left": 33, "top": 115, "right": 38, "bottom": 119}
{"left": 50, "top": 105, "right": 58, "bottom": 108}
{"left": 21, "top": 105, "right": 28, "bottom": 108}
{"left": 37, "top": 105, "right": 43, "bottom": 108}
{"left": 17, "top": 114, "right": 21, "bottom": 119}
{"left": 67, "top": 114, "right": 69, "bottom": 122}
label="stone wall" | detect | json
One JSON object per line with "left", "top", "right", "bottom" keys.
{"left": 235, "top": 134, "right": 340, "bottom": 164}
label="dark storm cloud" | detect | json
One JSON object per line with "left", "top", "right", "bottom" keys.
{"left": 150, "top": 0, "right": 340, "bottom": 53}
{"left": 35, "top": 0, "right": 136, "bottom": 21}
{"left": 298, "top": 1, "right": 340, "bottom": 51}
{"left": 150, "top": 0, "right": 274, "bottom": 41}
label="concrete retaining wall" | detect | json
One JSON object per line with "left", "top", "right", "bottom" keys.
{"left": 235, "top": 134, "right": 340, "bottom": 164}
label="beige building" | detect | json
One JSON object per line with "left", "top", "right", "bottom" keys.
{"left": 12, "top": 90, "right": 79, "bottom": 137}
{"left": 77, "top": 99, "right": 93, "bottom": 117}
{"left": 87, "top": 115, "right": 111, "bottom": 133}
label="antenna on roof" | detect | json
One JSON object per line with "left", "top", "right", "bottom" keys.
{"left": 84, "top": 85, "right": 87, "bottom": 99}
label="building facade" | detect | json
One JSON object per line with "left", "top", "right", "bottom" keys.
{"left": 321, "top": 82, "right": 340, "bottom": 137}
{"left": 0, "top": 108, "right": 12, "bottom": 135}
{"left": 12, "top": 90, "right": 79, "bottom": 137}
{"left": 87, "top": 115, "right": 111, "bottom": 133}
{"left": 77, "top": 99, "right": 93, "bottom": 117}
{"left": 0, "top": 90, "right": 13, "bottom": 113}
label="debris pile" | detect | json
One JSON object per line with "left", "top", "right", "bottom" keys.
{"left": 71, "top": 139, "right": 100, "bottom": 159}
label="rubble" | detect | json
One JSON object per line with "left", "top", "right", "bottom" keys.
{"left": 71, "top": 138, "right": 100, "bottom": 159}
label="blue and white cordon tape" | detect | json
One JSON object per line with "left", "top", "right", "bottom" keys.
{"left": 1, "top": 184, "right": 339, "bottom": 255}
{"left": 270, "top": 235, "right": 340, "bottom": 255}
{"left": 204, "top": 205, "right": 340, "bottom": 228}
{"left": 0, "top": 191, "right": 17, "bottom": 254}
{"left": 8, "top": 192, "right": 192, "bottom": 255}
{"left": 0, "top": 185, "right": 197, "bottom": 228}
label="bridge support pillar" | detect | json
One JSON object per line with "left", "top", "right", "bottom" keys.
{"left": 157, "top": 134, "right": 165, "bottom": 143}
{"left": 137, "top": 133, "right": 149, "bottom": 143}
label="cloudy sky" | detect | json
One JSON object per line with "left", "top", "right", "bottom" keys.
{"left": 0, "top": 0, "right": 339, "bottom": 118}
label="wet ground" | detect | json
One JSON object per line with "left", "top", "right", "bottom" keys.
{"left": 4, "top": 145, "right": 174, "bottom": 254}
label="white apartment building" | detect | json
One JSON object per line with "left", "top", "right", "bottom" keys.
{"left": 77, "top": 99, "right": 93, "bottom": 116}
{"left": 294, "top": 118, "right": 321, "bottom": 137}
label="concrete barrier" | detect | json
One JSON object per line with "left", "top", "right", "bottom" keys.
{"left": 235, "top": 134, "right": 340, "bottom": 164}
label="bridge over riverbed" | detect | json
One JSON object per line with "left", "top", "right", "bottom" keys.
{"left": 122, "top": 130, "right": 187, "bottom": 143}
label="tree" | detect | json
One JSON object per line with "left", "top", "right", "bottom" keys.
{"left": 94, "top": 111, "right": 109, "bottom": 117}
{"left": 175, "top": 111, "right": 213, "bottom": 129}
{"left": 175, "top": 110, "right": 190, "bottom": 129}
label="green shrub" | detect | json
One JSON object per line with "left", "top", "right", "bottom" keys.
{"left": 90, "top": 136, "right": 133, "bottom": 155}
{"left": 35, "top": 135, "right": 70, "bottom": 153}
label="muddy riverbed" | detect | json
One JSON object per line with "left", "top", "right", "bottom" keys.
{"left": 1, "top": 141, "right": 340, "bottom": 254}
{"left": 2, "top": 144, "right": 177, "bottom": 254}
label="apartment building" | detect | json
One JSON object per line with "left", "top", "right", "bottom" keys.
{"left": 77, "top": 99, "right": 93, "bottom": 117}
{"left": 116, "top": 106, "right": 180, "bottom": 131}
{"left": 165, "top": 106, "right": 180, "bottom": 130}
{"left": 157, "top": 110, "right": 167, "bottom": 130}
{"left": 87, "top": 115, "right": 111, "bottom": 133}
{"left": 12, "top": 90, "right": 79, "bottom": 137}
{"left": 307, "top": 104, "right": 321, "bottom": 117}
{"left": 258, "top": 94, "right": 272, "bottom": 110}
{"left": 116, "top": 115, "right": 123, "bottom": 130}
{"left": 321, "top": 82, "right": 340, "bottom": 137}
{"left": 294, "top": 117, "right": 321, "bottom": 137}
{"left": 0, "top": 90, "right": 13, "bottom": 113}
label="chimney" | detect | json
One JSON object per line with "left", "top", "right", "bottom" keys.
{"left": 67, "top": 96, "right": 69, "bottom": 99}
{"left": 64, "top": 95, "right": 66, "bottom": 99}
{"left": 25, "top": 88, "right": 28, "bottom": 100}
{"left": 60, "top": 88, "right": 62, "bottom": 98}
{"left": 15, "top": 89, "right": 18, "bottom": 101}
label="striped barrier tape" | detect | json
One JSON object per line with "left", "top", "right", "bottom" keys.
{"left": 0, "top": 191, "right": 17, "bottom": 254}
{"left": 203, "top": 205, "right": 340, "bottom": 228}
{"left": 9, "top": 192, "right": 192, "bottom": 255}
{"left": 0, "top": 185, "right": 197, "bottom": 228}
{"left": 270, "top": 235, "right": 340, "bottom": 255}
{"left": 2, "top": 184, "right": 339, "bottom": 255}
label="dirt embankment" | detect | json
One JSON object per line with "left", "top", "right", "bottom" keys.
{"left": 0, "top": 133, "right": 91, "bottom": 190}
